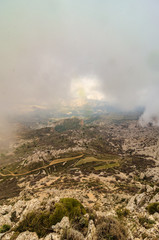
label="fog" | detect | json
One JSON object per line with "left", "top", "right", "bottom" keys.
{"left": 0, "top": 0, "right": 159, "bottom": 127}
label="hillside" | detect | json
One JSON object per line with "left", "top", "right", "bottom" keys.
{"left": 0, "top": 116, "right": 159, "bottom": 240}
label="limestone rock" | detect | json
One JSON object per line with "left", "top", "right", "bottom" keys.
{"left": 0, "top": 214, "right": 11, "bottom": 226}
{"left": 150, "top": 193, "right": 159, "bottom": 203}
{"left": 19, "top": 199, "right": 41, "bottom": 221}
{"left": 139, "top": 173, "right": 145, "bottom": 180}
{"left": 16, "top": 231, "right": 39, "bottom": 240}
{"left": 1, "top": 232, "right": 15, "bottom": 240}
{"left": 11, "top": 200, "right": 26, "bottom": 219}
{"left": 86, "top": 220, "right": 97, "bottom": 240}
{"left": 146, "top": 185, "right": 153, "bottom": 193}
{"left": 153, "top": 212, "right": 159, "bottom": 221}
{"left": 44, "top": 233, "right": 61, "bottom": 240}
{"left": 52, "top": 216, "right": 70, "bottom": 233}
{"left": 0, "top": 205, "right": 12, "bottom": 216}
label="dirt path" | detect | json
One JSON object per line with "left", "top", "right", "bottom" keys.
{"left": 0, "top": 154, "right": 83, "bottom": 177}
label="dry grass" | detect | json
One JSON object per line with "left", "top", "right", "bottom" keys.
{"left": 96, "top": 216, "right": 128, "bottom": 240}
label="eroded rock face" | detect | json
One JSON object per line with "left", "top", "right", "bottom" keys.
{"left": 16, "top": 231, "right": 39, "bottom": 240}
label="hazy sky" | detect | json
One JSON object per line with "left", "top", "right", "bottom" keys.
{"left": 0, "top": 0, "right": 159, "bottom": 123}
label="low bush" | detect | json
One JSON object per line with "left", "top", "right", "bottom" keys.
{"left": 60, "top": 198, "right": 86, "bottom": 219}
{"left": 116, "top": 207, "right": 130, "bottom": 218}
{"left": 139, "top": 216, "right": 155, "bottom": 229}
{"left": 96, "top": 216, "right": 128, "bottom": 240}
{"left": 16, "top": 198, "right": 86, "bottom": 238}
{"left": 0, "top": 224, "right": 10, "bottom": 233}
{"left": 146, "top": 202, "right": 159, "bottom": 214}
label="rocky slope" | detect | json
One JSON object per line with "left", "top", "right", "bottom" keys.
{"left": 0, "top": 117, "right": 159, "bottom": 240}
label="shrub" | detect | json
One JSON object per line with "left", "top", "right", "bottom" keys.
{"left": 16, "top": 198, "right": 86, "bottom": 238}
{"left": 60, "top": 198, "right": 86, "bottom": 219}
{"left": 0, "top": 224, "right": 11, "bottom": 233}
{"left": 49, "top": 202, "right": 68, "bottom": 225}
{"left": 16, "top": 211, "right": 50, "bottom": 237}
{"left": 116, "top": 207, "right": 130, "bottom": 218}
{"left": 55, "top": 118, "right": 81, "bottom": 133}
{"left": 96, "top": 216, "right": 128, "bottom": 240}
{"left": 146, "top": 202, "right": 159, "bottom": 214}
{"left": 62, "top": 228, "right": 84, "bottom": 240}
{"left": 139, "top": 216, "right": 155, "bottom": 229}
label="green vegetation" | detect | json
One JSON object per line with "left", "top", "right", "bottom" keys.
{"left": 116, "top": 207, "right": 130, "bottom": 218}
{"left": 16, "top": 211, "right": 50, "bottom": 237}
{"left": 94, "top": 161, "right": 120, "bottom": 171}
{"left": 75, "top": 155, "right": 121, "bottom": 172}
{"left": 96, "top": 216, "right": 128, "bottom": 240}
{"left": 0, "top": 224, "right": 11, "bottom": 233}
{"left": 139, "top": 216, "right": 155, "bottom": 229}
{"left": 59, "top": 198, "right": 86, "bottom": 219}
{"left": 16, "top": 198, "right": 86, "bottom": 237}
{"left": 14, "top": 142, "right": 36, "bottom": 158}
{"left": 146, "top": 202, "right": 159, "bottom": 214}
{"left": 55, "top": 118, "right": 81, "bottom": 132}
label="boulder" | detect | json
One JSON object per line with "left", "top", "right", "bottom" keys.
{"left": 52, "top": 216, "right": 70, "bottom": 233}
{"left": 16, "top": 231, "right": 39, "bottom": 240}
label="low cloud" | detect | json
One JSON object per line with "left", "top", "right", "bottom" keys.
{"left": 0, "top": 0, "right": 159, "bottom": 128}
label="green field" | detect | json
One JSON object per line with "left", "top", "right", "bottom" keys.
{"left": 75, "top": 155, "right": 121, "bottom": 171}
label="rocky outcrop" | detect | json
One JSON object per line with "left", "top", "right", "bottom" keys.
{"left": 16, "top": 231, "right": 38, "bottom": 240}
